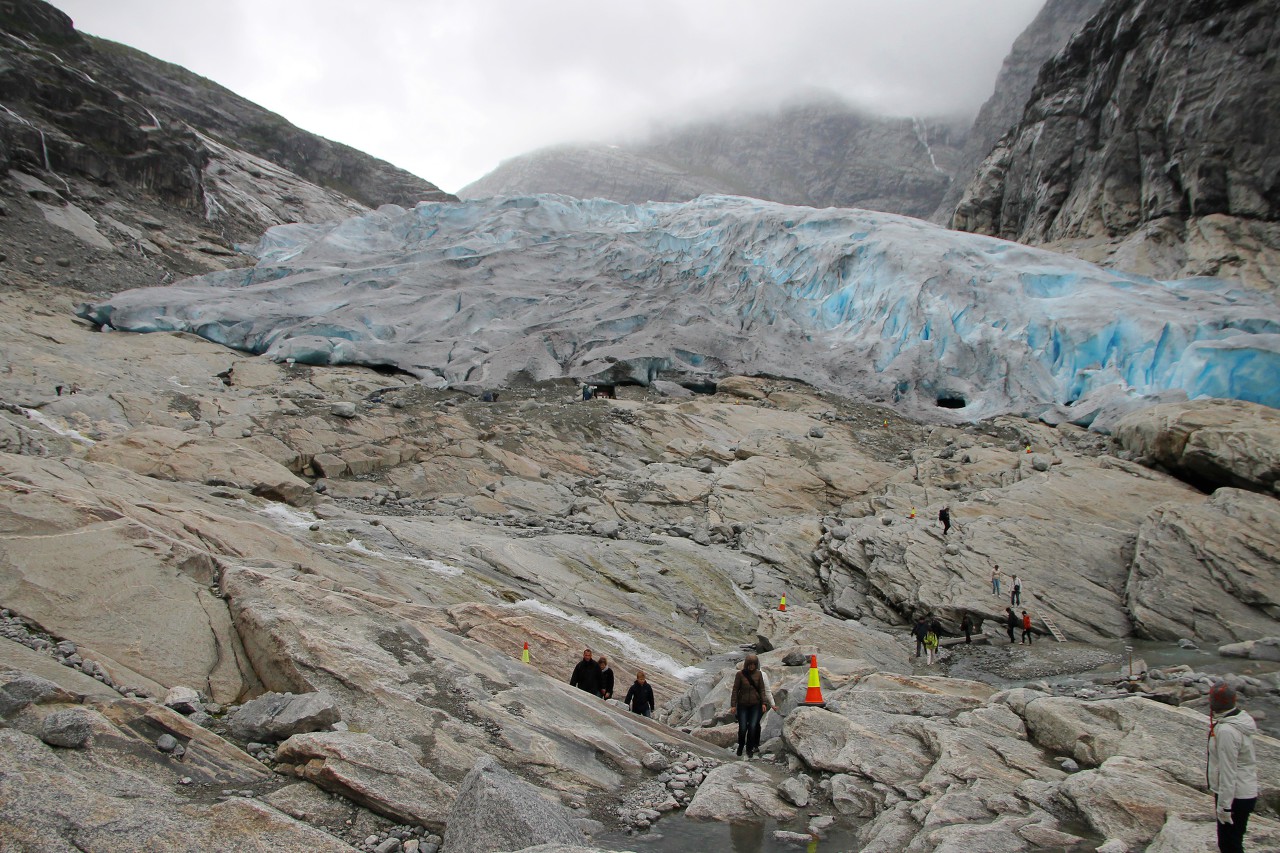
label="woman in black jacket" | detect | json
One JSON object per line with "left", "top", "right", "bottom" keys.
{"left": 624, "top": 670, "right": 655, "bottom": 717}
{"left": 597, "top": 656, "right": 614, "bottom": 700}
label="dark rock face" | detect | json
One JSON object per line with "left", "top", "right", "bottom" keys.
{"left": 462, "top": 96, "right": 964, "bottom": 219}
{"left": 931, "top": 0, "right": 1104, "bottom": 223}
{"left": 0, "top": 0, "right": 453, "bottom": 246}
{"left": 951, "top": 0, "right": 1280, "bottom": 247}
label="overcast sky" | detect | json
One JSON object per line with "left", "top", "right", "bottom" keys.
{"left": 53, "top": 1, "right": 1044, "bottom": 194}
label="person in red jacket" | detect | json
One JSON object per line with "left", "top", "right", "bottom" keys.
{"left": 1021, "top": 610, "right": 1034, "bottom": 644}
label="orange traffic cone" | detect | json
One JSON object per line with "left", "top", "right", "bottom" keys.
{"left": 1025, "top": 445, "right": 1032, "bottom": 454}
{"left": 909, "top": 507, "right": 917, "bottom": 519}
{"left": 801, "top": 654, "right": 826, "bottom": 707}
{"left": 779, "top": 594, "right": 787, "bottom": 612}
{"left": 521, "top": 641, "right": 529, "bottom": 664}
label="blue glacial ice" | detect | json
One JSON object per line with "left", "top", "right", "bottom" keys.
{"left": 77, "top": 194, "right": 1280, "bottom": 426}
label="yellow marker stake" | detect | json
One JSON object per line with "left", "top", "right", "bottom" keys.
{"left": 521, "top": 642, "right": 529, "bottom": 664}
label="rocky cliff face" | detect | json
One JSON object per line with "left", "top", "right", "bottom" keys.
{"left": 462, "top": 97, "right": 965, "bottom": 219}
{"left": 930, "top": 0, "right": 1104, "bottom": 224}
{"left": 0, "top": 0, "right": 453, "bottom": 289}
{"left": 951, "top": 0, "right": 1280, "bottom": 288}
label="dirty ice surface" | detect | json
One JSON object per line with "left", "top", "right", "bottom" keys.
{"left": 78, "top": 195, "right": 1280, "bottom": 426}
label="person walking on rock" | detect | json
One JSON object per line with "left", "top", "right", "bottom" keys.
{"left": 570, "top": 649, "right": 600, "bottom": 695}
{"left": 1208, "top": 683, "right": 1258, "bottom": 853}
{"left": 1021, "top": 610, "right": 1034, "bottom": 644}
{"left": 597, "top": 655, "right": 614, "bottom": 700}
{"left": 1010, "top": 574, "right": 1022, "bottom": 606}
{"left": 729, "top": 654, "right": 775, "bottom": 760}
{"left": 961, "top": 613, "right": 973, "bottom": 644}
{"left": 1005, "top": 608, "right": 1017, "bottom": 644}
{"left": 991, "top": 565, "right": 1002, "bottom": 596}
{"left": 938, "top": 506, "right": 951, "bottom": 535}
{"left": 911, "top": 616, "right": 929, "bottom": 658}
{"left": 624, "top": 670, "right": 655, "bottom": 718}
{"left": 923, "top": 626, "right": 939, "bottom": 665}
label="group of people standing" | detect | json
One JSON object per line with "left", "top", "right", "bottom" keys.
{"left": 569, "top": 648, "right": 655, "bottom": 716}
{"left": 990, "top": 565, "right": 1022, "bottom": 604}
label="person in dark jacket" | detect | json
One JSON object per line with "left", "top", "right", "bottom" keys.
{"left": 570, "top": 649, "right": 600, "bottom": 695}
{"left": 961, "top": 613, "right": 973, "bottom": 644}
{"left": 911, "top": 617, "right": 929, "bottom": 658}
{"left": 1005, "top": 608, "right": 1017, "bottom": 644}
{"left": 729, "top": 654, "right": 775, "bottom": 759}
{"left": 624, "top": 670, "right": 655, "bottom": 717}
{"left": 938, "top": 506, "right": 951, "bottom": 535}
{"left": 597, "top": 655, "right": 614, "bottom": 700}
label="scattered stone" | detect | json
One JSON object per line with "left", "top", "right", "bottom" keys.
{"left": 40, "top": 708, "right": 95, "bottom": 748}
{"left": 156, "top": 734, "right": 179, "bottom": 753}
{"left": 228, "top": 691, "right": 341, "bottom": 742}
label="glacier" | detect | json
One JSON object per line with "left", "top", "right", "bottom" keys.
{"left": 77, "top": 194, "right": 1280, "bottom": 426}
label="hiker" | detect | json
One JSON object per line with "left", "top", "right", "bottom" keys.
{"left": 581, "top": 384, "right": 593, "bottom": 401}
{"left": 569, "top": 649, "right": 600, "bottom": 695}
{"left": 991, "top": 565, "right": 1002, "bottom": 596}
{"left": 597, "top": 655, "right": 614, "bottom": 700}
{"left": 729, "top": 654, "right": 775, "bottom": 760}
{"left": 624, "top": 670, "right": 655, "bottom": 717}
{"left": 1021, "top": 610, "right": 1034, "bottom": 644}
{"left": 938, "top": 506, "right": 951, "bottom": 535}
{"left": 1010, "top": 574, "right": 1022, "bottom": 606}
{"left": 911, "top": 616, "right": 929, "bottom": 658}
{"left": 961, "top": 613, "right": 973, "bottom": 644}
{"left": 1207, "top": 683, "right": 1259, "bottom": 853}
{"left": 1005, "top": 608, "right": 1017, "bottom": 644}
{"left": 923, "top": 626, "right": 939, "bottom": 665}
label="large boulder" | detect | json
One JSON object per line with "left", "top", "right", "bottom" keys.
{"left": 755, "top": 607, "right": 907, "bottom": 673}
{"left": 1127, "top": 489, "right": 1280, "bottom": 643}
{"left": 1021, "top": 695, "right": 1280, "bottom": 799}
{"left": 683, "top": 761, "right": 797, "bottom": 822}
{"left": 440, "top": 756, "right": 584, "bottom": 853}
{"left": 228, "top": 691, "right": 341, "bottom": 742}
{"left": 782, "top": 706, "right": 932, "bottom": 787}
{"left": 86, "top": 425, "right": 313, "bottom": 506}
{"left": 275, "top": 731, "right": 453, "bottom": 828}
{"left": 1055, "top": 756, "right": 1209, "bottom": 849}
{"left": 1114, "top": 399, "right": 1280, "bottom": 495}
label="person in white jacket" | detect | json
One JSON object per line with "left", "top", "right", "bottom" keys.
{"left": 1207, "top": 683, "right": 1259, "bottom": 853}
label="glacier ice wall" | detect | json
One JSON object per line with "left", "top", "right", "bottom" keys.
{"left": 77, "top": 194, "right": 1280, "bottom": 424}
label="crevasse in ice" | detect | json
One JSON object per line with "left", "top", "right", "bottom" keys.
{"left": 77, "top": 194, "right": 1280, "bottom": 426}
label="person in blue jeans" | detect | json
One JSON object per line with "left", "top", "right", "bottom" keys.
{"left": 729, "top": 654, "right": 776, "bottom": 759}
{"left": 991, "top": 565, "right": 1002, "bottom": 596}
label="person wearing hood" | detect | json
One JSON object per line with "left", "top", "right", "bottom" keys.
{"left": 597, "top": 655, "right": 614, "bottom": 700}
{"left": 729, "top": 654, "right": 776, "bottom": 760}
{"left": 569, "top": 648, "right": 600, "bottom": 696}
{"left": 1207, "top": 683, "right": 1259, "bottom": 853}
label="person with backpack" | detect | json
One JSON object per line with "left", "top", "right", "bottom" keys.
{"left": 1010, "top": 574, "right": 1022, "bottom": 606}
{"left": 923, "top": 627, "right": 939, "bottom": 664}
{"left": 1208, "top": 683, "right": 1259, "bottom": 853}
{"left": 624, "top": 670, "right": 655, "bottom": 717}
{"left": 1005, "top": 608, "right": 1017, "bottom": 644}
{"left": 1021, "top": 610, "right": 1034, "bottom": 644}
{"left": 938, "top": 506, "right": 951, "bottom": 535}
{"left": 729, "top": 654, "right": 775, "bottom": 760}
{"left": 911, "top": 616, "right": 929, "bottom": 658}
